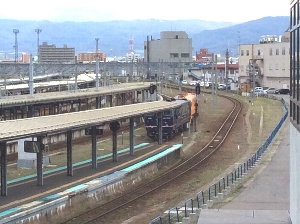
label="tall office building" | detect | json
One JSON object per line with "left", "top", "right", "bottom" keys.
{"left": 39, "top": 42, "right": 75, "bottom": 64}
{"left": 290, "top": 1, "right": 300, "bottom": 224}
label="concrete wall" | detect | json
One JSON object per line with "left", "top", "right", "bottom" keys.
{"left": 290, "top": 124, "right": 300, "bottom": 224}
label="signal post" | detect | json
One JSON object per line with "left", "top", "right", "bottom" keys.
{"left": 194, "top": 83, "right": 201, "bottom": 132}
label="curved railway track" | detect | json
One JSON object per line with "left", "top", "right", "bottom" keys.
{"left": 61, "top": 86, "right": 243, "bottom": 224}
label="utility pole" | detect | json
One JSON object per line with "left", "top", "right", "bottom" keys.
{"left": 248, "top": 59, "right": 255, "bottom": 98}
{"left": 225, "top": 48, "right": 229, "bottom": 93}
{"left": 35, "top": 29, "right": 42, "bottom": 63}
{"left": 13, "top": 29, "right": 19, "bottom": 63}
{"left": 95, "top": 38, "right": 100, "bottom": 91}
{"left": 211, "top": 53, "right": 215, "bottom": 114}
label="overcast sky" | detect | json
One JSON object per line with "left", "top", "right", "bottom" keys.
{"left": 0, "top": 0, "right": 289, "bottom": 23}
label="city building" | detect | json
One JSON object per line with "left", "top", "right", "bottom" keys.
{"left": 20, "top": 53, "right": 31, "bottom": 63}
{"left": 195, "top": 48, "right": 213, "bottom": 63}
{"left": 191, "top": 49, "right": 239, "bottom": 83}
{"left": 143, "top": 31, "right": 193, "bottom": 63}
{"left": 289, "top": 1, "right": 300, "bottom": 224}
{"left": 39, "top": 42, "right": 75, "bottom": 64}
{"left": 77, "top": 51, "right": 106, "bottom": 63}
{"left": 238, "top": 31, "right": 290, "bottom": 89}
{"left": 125, "top": 53, "right": 141, "bottom": 63}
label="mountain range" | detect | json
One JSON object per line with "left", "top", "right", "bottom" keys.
{"left": 0, "top": 16, "right": 289, "bottom": 58}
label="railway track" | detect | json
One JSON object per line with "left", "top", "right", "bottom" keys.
{"left": 61, "top": 85, "right": 243, "bottom": 224}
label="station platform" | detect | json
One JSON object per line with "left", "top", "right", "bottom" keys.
{"left": 197, "top": 120, "right": 290, "bottom": 224}
{"left": 0, "top": 143, "right": 168, "bottom": 213}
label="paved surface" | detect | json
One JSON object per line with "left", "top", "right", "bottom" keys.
{"left": 197, "top": 119, "right": 290, "bottom": 224}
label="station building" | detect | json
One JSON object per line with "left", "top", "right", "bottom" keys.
{"left": 143, "top": 31, "right": 193, "bottom": 63}
{"left": 238, "top": 31, "right": 290, "bottom": 89}
{"left": 289, "top": 1, "right": 300, "bottom": 224}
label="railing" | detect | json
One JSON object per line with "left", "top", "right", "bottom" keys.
{"left": 195, "top": 191, "right": 205, "bottom": 209}
{"left": 149, "top": 216, "right": 163, "bottom": 224}
{"left": 149, "top": 97, "right": 288, "bottom": 223}
{"left": 208, "top": 184, "right": 217, "bottom": 201}
{"left": 167, "top": 207, "right": 180, "bottom": 223}
{"left": 183, "top": 198, "right": 194, "bottom": 217}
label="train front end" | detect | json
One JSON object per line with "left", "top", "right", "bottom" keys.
{"left": 162, "top": 112, "right": 174, "bottom": 138}
{"left": 144, "top": 113, "right": 157, "bottom": 138}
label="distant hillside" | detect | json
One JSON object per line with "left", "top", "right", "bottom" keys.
{"left": 0, "top": 16, "right": 289, "bottom": 57}
{"left": 191, "top": 16, "right": 289, "bottom": 55}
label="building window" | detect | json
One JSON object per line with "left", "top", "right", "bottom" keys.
{"left": 246, "top": 50, "right": 249, "bottom": 56}
{"left": 282, "top": 63, "right": 285, "bottom": 70}
{"left": 258, "top": 49, "right": 261, "bottom": 56}
{"left": 181, "top": 53, "right": 189, "bottom": 57}
{"left": 275, "top": 63, "right": 279, "bottom": 70}
{"left": 276, "top": 49, "right": 279, "bottom": 55}
{"left": 269, "top": 64, "right": 272, "bottom": 70}
{"left": 241, "top": 50, "right": 244, "bottom": 56}
{"left": 269, "top": 48, "right": 273, "bottom": 56}
{"left": 170, "top": 53, "right": 178, "bottom": 58}
{"left": 282, "top": 47, "right": 286, "bottom": 55}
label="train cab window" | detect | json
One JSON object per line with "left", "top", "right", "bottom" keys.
{"left": 163, "top": 110, "right": 171, "bottom": 115}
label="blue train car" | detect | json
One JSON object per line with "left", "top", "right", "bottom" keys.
{"left": 145, "top": 98, "right": 191, "bottom": 139}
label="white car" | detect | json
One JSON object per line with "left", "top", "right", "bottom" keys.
{"left": 189, "top": 81, "right": 198, "bottom": 86}
{"left": 181, "top": 80, "right": 188, "bottom": 85}
{"left": 264, "top": 87, "right": 276, "bottom": 94}
{"left": 218, "top": 84, "right": 226, "bottom": 90}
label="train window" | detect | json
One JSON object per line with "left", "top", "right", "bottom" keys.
{"left": 145, "top": 113, "right": 155, "bottom": 116}
{"left": 163, "top": 110, "right": 171, "bottom": 115}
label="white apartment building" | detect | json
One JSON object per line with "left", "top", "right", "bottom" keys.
{"left": 144, "top": 31, "right": 193, "bottom": 63}
{"left": 238, "top": 32, "right": 290, "bottom": 89}
{"left": 125, "top": 53, "right": 141, "bottom": 63}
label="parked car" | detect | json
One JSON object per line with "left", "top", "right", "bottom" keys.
{"left": 218, "top": 84, "right": 226, "bottom": 90}
{"left": 189, "top": 80, "right": 198, "bottom": 86}
{"left": 251, "top": 87, "right": 263, "bottom": 92}
{"left": 254, "top": 89, "right": 267, "bottom": 96}
{"left": 275, "top": 88, "right": 290, "bottom": 94}
{"left": 181, "top": 80, "right": 188, "bottom": 85}
{"left": 204, "top": 82, "right": 212, "bottom": 88}
{"left": 264, "top": 87, "right": 276, "bottom": 94}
